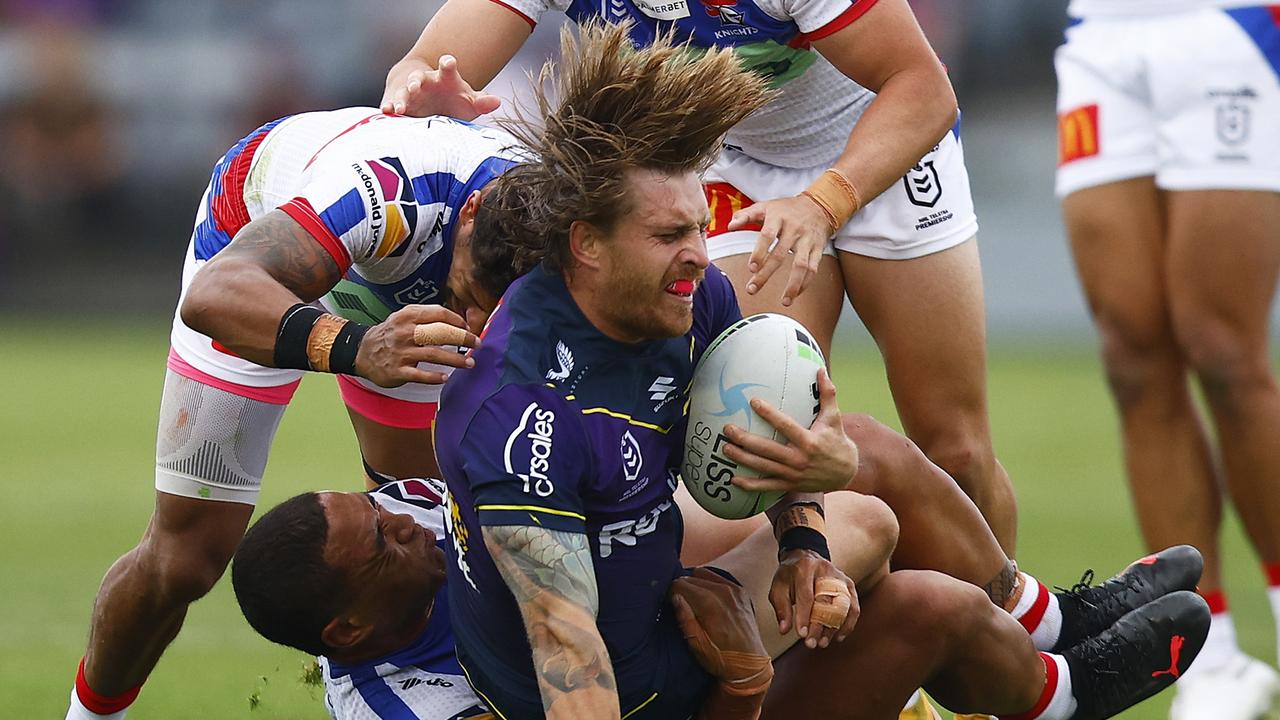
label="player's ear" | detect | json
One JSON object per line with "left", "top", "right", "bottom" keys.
{"left": 568, "top": 219, "right": 603, "bottom": 270}
{"left": 459, "top": 189, "right": 483, "bottom": 224}
{"left": 321, "top": 615, "right": 374, "bottom": 651}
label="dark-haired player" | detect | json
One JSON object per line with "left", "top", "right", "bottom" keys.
{"left": 64, "top": 109, "right": 536, "bottom": 720}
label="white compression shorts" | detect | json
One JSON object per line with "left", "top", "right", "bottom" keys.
{"left": 703, "top": 127, "right": 979, "bottom": 262}
{"left": 1055, "top": 6, "right": 1280, "bottom": 196}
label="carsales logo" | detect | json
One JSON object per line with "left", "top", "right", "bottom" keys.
{"left": 504, "top": 402, "right": 556, "bottom": 497}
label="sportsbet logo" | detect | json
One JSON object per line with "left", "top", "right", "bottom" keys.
{"left": 1058, "top": 104, "right": 1100, "bottom": 166}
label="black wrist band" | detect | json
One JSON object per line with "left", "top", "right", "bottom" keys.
{"left": 329, "top": 321, "right": 369, "bottom": 376}
{"left": 778, "top": 526, "right": 830, "bottom": 561}
{"left": 275, "top": 303, "right": 324, "bottom": 370}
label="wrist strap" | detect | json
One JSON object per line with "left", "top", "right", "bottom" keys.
{"left": 773, "top": 501, "right": 825, "bottom": 539}
{"left": 778, "top": 526, "right": 831, "bottom": 561}
{"left": 274, "top": 303, "right": 368, "bottom": 375}
{"left": 801, "top": 168, "right": 861, "bottom": 234}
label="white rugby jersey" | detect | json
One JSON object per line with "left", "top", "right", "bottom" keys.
{"left": 320, "top": 480, "right": 490, "bottom": 720}
{"left": 497, "top": 0, "right": 879, "bottom": 168}
{"left": 194, "top": 108, "right": 527, "bottom": 323}
{"left": 1067, "top": 0, "right": 1259, "bottom": 18}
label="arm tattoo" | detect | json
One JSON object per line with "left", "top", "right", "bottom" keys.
{"left": 484, "top": 525, "right": 619, "bottom": 715}
{"left": 219, "top": 210, "right": 342, "bottom": 301}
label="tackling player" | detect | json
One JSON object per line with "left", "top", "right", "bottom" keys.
{"left": 63, "top": 109, "right": 536, "bottom": 720}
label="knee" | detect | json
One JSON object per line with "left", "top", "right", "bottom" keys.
{"left": 1094, "top": 315, "right": 1184, "bottom": 408}
{"left": 827, "top": 493, "right": 899, "bottom": 575}
{"left": 916, "top": 433, "right": 992, "bottom": 497}
{"left": 841, "top": 413, "right": 932, "bottom": 497}
{"left": 136, "top": 528, "right": 237, "bottom": 606}
{"left": 1172, "top": 312, "right": 1272, "bottom": 403}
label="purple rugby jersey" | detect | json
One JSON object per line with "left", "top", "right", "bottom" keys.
{"left": 435, "top": 262, "right": 740, "bottom": 706}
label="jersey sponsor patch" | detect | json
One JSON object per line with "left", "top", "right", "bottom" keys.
{"left": 634, "top": 0, "right": 691, "bottom": 20}
{"left": 1058, "top": 104, "right": 1100, "bottom": 166}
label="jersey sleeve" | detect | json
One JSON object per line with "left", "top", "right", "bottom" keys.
{"left": 486, "top": 0, "right": 567, "bottom": 28}
{"left": 778, "top": 0, "right": 878, "bottom": 39}
{"left": 279, "top": 157, "right": 411, "bottom": 274}
{"left": 458, "top": 384, "right": 592, "bottom": 533}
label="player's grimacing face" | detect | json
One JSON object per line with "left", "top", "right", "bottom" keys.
{"left": 597, "top": 168, "right": 710, "bottom": 341}
{"left": 320, "top": 492, "right": 446, "bottom": 644}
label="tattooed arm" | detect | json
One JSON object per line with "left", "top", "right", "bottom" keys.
{"left": 482, "top": 524, "right": 621, "bottom": 720}
{"left": 181, "top": 210, "right": 342, "bottom": 365}
{"left": 180, "top": 209, "right": 475, "bottom": 386}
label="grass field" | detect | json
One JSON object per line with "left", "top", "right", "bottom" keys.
{"left": 3, "top": 319, "right": 1275, "bottom": 719}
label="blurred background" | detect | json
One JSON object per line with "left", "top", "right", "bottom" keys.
{"left": 0, "top": 0, "right": 1080, "bottom": 335}
{"left": 1, "top": 1, "right": 1276, "bottom": 718}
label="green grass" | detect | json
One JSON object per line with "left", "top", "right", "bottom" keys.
{"left": 2, "top": 319, "right": 1273, "bottom": 719}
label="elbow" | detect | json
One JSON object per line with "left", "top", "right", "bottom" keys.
{"left": 180, "top": 264, "right": 225, "bottom": 335}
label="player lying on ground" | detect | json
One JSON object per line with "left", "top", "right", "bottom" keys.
{"left": 428, "top": 22, "right": 1207, "bottom": 720}
{"left": 233, "top": 480, "right": 1210, "bottom": 720}
{"left": 64, "top": 103, "right": 541, "bottom": 720}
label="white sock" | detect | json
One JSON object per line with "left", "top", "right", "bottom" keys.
{"left": 66, "top": 688, "right": 128, "bottom": 720}
{"left": 1002, "top": 653, "right": 1077, "bottom": 720}
{"left": 1184, "top": 611, "right": 1241, "bottom": 678}
{"left": 1009, "top": 573, "right": 1064, "bottom": 651}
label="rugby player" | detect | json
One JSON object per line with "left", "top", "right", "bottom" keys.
{"left": 431, "top": 22, "right": 1209, "bottom": 720}
{"left": 382, "top": 0, "right": 1023, "bottom": 587}
{"left": 1056, "top": 2, "right": 1280, "bottom": 717}
{"left": 64, "top": 107, "right": 537, "bottom": 719}
{"left": 231, "top": 479, "right": 1208, "bottom": 720}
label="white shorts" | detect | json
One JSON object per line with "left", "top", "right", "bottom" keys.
{"left": 321, "top": 664, "right": 491, "bottom": 720}
{"left": 1055, "top": 7, "right": 1280, "bottom": 196}
{"left": 703, "top": 127, "right": 979, "bottom": 261}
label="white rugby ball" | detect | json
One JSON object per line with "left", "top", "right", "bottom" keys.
{"left": 682, "top": 313, "right": 826, "bottom": 519}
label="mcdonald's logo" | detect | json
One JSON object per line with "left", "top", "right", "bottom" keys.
{"left": 1058, "top": 104, "right": 1100, "bottom": 166}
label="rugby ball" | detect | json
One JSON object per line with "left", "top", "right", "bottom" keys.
{"left": 681, "top": 313, "right": 826, "bottom": 519}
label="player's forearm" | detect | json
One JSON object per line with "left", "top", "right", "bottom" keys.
{"left": 181, "top": 257, "right": 310, "bottom": 365}
{"left": 829, "top": 66, "right": 956, "bottom": 208}
{"left": 182, "top": 210, "right": 345, "bottom": 367}
{"left": 483, "top": 524, "right": 622, "bottom": 719}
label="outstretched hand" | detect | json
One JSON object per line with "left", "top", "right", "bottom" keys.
{"left": 722, "top": 367, "right": 859, "bottom": 494}
{"left": 727, "top": 193, "right": 834, "bottom": 306}
{"left": 355, "top": 304, "right": 478, "bottom": 387}
{"left": 381, "top": 54, "right": 502, "bottom": 119}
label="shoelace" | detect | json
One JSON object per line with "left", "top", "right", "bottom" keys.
{"left": 1054, "top": 569, "right": 1099, "bottom": 609}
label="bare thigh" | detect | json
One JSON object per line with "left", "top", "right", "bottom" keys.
{"left": 715, "top": 253, "right": 844, "bottom": 359}
{"left": 347, "top": 408, "right": 439, "bottom": 483}
{"left": 838, "top": 238, "right": 989, "bottom": 450}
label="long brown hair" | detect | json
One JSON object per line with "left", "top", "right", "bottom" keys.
{"left": 481, "top": 20, "right": 773, "bottom": 276}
